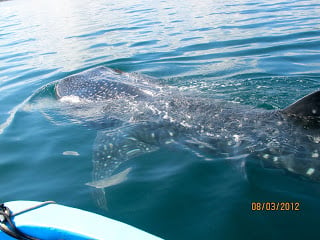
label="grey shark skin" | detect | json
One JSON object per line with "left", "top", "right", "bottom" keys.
{"left": 55, "top": 66, "right": 320, "bottom": 207}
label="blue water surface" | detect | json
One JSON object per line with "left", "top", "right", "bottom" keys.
{"left": 1, "top": 0, "right": 320, "bottom": 239}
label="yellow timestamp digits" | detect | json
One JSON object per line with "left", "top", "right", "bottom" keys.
{"left": 251, "top": 202, "right": 300, "bottom": 211}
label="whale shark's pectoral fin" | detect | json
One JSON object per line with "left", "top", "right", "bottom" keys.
{"left": 86, "top": 167, "right": 132, "bottom": 210}
{"left": 282, "top": 90, "right": 320, "bottom": 118}
{"left": 87, "top": 124, "right": 160, "bottom": 209}
{"left": 86, "top": 167, "right": 132, "bottom": 189}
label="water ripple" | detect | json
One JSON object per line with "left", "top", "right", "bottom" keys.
{"left": 67, "top": 26, "right": 144, "bottom": 39}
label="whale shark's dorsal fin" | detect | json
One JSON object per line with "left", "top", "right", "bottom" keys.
{"left": 282, "top": 90, "right": 320, "bottom": 118}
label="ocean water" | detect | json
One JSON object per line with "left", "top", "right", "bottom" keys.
{"left": 1, "top": 0, "right": 320, "bottom": 239}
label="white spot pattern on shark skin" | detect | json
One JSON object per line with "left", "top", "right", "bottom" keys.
{"left": 141, "top": 89, "right": 154, "bottom": 96}
{"left": 312, "top": 150, "right": 319, "bottom": 158}
{"left": 165, "top": 139, "right": 175, "bottom": 145}
{"left": 267, "top": 140, "right": 281, "bottom": 154}
{"left": 180, "top": 121, "right": 192, "bottom": 128}
{"left": 233, "top": 134, "right": 241, "bottom": 143}
{"left": 263, "top": 154, "right": 270, "bottom": 159}
{"left": 306, "top": 168, "right": 315, "bottom": 176}
{"left": 126, "top": 149, "right": 141, "bottom": 157}
{"left": 311, "top": 136, "right": 320, "bottom": 144}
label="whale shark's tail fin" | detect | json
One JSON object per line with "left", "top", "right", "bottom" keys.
{"left": 282, "top": 90, "right": 320, "bottom": 118}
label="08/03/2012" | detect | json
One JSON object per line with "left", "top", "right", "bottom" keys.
{"left": 251, "top": 202, "right": 300, "bottom": 211}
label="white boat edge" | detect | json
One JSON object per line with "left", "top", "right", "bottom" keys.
{"left": 0, "top": 201, "right": 163, "bottom": 240}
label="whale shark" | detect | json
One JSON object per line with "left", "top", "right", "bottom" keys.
{"left": 48, "top": 66, "right": 320, "bottom": 207}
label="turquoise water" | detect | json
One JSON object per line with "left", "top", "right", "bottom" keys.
{"left": 1, "top": 0, "right": 320, "bottom": 239}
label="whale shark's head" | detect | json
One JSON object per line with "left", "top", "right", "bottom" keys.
{"left": 55, "top": 67, "right": 149, "bottom": 102}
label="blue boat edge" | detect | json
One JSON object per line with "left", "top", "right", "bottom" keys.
{"left": 0, "top": 201, "right": 163, "bottom": 240}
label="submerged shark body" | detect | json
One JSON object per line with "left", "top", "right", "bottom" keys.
{"left": 53, "top": 66, "right": 320, "bottom": 207}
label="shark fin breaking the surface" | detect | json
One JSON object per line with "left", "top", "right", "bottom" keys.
{"left": 282, "top": 90, "right": 320, "bottom": 118}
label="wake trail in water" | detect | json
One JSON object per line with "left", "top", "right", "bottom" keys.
{"left": 0, "top": 96, "right": 31, "bottom": 134}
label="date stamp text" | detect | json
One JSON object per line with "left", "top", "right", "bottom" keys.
{"left": 251, "top": 202, "right": 300, "bottom": 211}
